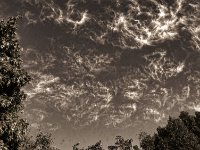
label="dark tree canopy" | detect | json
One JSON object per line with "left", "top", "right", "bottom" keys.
{"left": 0, "top": 17, "right": 57, "bottom": 150}
{"left": 73, "top": 141, "right": 104, "bottom": 150}
{"left": 0, "top": 16, "right": 31, "bottom": 150}
{"left": 140, "top": 111, "right": 200, "bottom": 150}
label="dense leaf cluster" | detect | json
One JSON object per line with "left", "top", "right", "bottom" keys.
{"left": 0, "top": 16, "right": 31, "bottom": 113}
{"left": 0, "top": 17, "right": 57, "bottom": 150}
{"left": 0, "top": 16, "right": 31, "bottom": 150}
{"left": 140, "top": 111, "right": 200, "bottom": 150}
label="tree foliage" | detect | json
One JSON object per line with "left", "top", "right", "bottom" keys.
{"left": 108, "top": 136, "right": 133, "bottom": 150}
{"left": 73, "top": 136, "right": 135, "bottom": 150}
{"left": 0, "top": 17, "right": 58, "bottom": 150}
{"left": 139, "top": 111, "right": 200, "bottom": 150}
{"left": 0, "top": 16, "right": 31, "bottom": 150}
{"left": 73, "top": 141, "right": 103, "bottom": 150}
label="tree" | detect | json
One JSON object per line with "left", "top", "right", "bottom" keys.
{"left": 132, "top": 145, "right": 140, "bottom": 150}
{"left": 108, "top": 136, "right": 134, "bottom": 150}
{"left": 73, "top": 136, "right": 135, "bottom": 150}
{"left": 87, "top": 141, "right": 103, "bottom": 150}
{"left": 0, "top": 16, "right": 31, "bottom": 150}
{"left": 72, "top": 141, "right": 103, "bottom": 150}
{"left": 139, "top": 111, "right": 200, "bottom": 150}
{"left": 0, "top": 17, "right": 58, "bottom": 150}
{"left": 139, "top": 132, "right": 154, "bottom": 150}
{"left": 73, "top": 143, "right": 81, "bottom": 150}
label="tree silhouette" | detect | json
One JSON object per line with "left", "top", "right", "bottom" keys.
{"left": 108, "top": 136, "right": 133, "bottom": 150}
{"left": 139, "top": 111, "right": 200, "bottom": 150}
{"left": 87, "top": 141, "right": 103, "bottom": 150}
{"left": 73, "top": 141, "right": 103, "bottom": 150}
{"left": 0, "top": 16, "right": 31, "bottom": 150}
{"left": 0, "top": 17, "right": 58, "bottom": 150}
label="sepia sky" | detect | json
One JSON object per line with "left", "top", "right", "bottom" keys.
{"left": 1, "top": 0, "right": 200, "bottom": 149}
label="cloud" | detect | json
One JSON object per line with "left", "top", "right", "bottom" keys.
{"left": 5, "top": 0, "right": 200, "bottom": 128}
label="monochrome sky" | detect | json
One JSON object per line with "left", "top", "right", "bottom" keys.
{"left": 0, "top": 0, "right": 200, "bottom": 149}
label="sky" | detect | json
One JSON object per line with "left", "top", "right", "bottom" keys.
{"left": 0, "top": 0, "right": 200, "bottom": 149}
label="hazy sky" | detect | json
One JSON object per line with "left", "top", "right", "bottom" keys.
{"left": 1, "top": 0, "right": 200, "bottom": 149}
